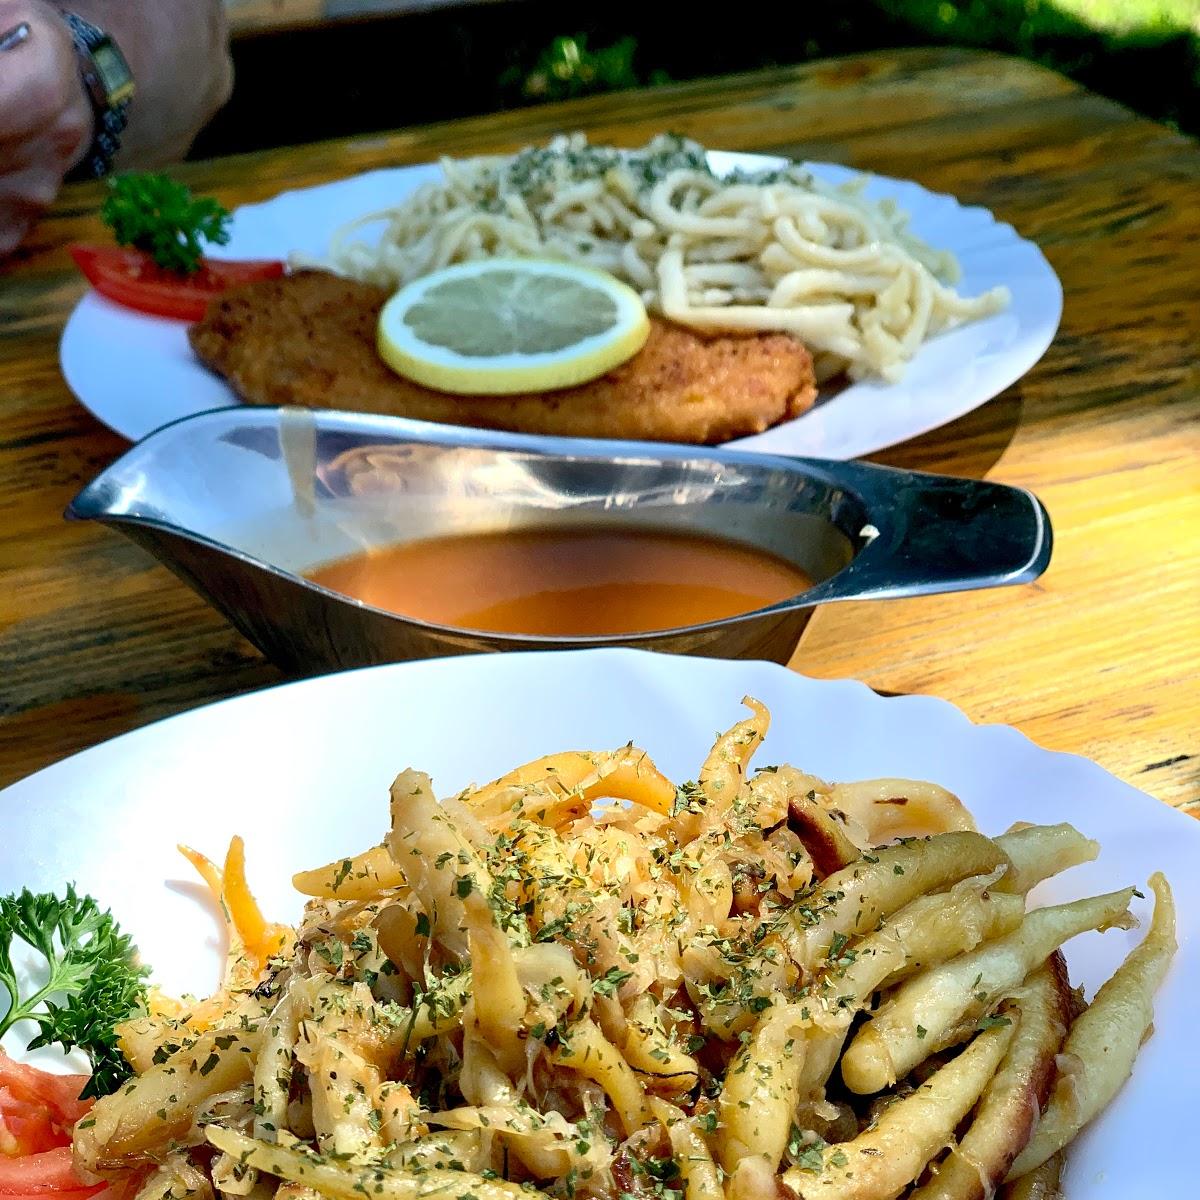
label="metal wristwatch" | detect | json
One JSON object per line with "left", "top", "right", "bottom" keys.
{"left": 60, "top": 12, "right": 135, "bottom": 180}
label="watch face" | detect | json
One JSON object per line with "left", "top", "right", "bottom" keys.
{"left": 93, "top": 41, "right": 135, "bottom": 103}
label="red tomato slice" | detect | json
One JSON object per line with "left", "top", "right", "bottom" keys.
{"left": 0, "top": 1147, "right": 102, "bottom": 1194}
{"left": 0, "top": 1190, "right": 102, "bottom": 1200}
{"left": 0, "top": 1088, "right": 36, "bottom": 1118}
{"left": 5, "top": 1175, "right": 153, "bottom": 1200}
{"left": 70, "top": 244, "right": 285, "bottom": 321}
{"left": 0, "top": 1059, "right": 89, "bottom": 1128}
{"left": 0, "top": 1108, "right": 61, "bottom": 1157}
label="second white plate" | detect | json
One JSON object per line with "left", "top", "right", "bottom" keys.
{"left": 0, "top": 650, "right": 1194, "bottom": 1197}
{"left": 60, "top": 153, "right": 1062, "bottom": 456}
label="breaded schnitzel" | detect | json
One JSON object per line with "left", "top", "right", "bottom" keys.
{"left": 189, "top": 270, "right": 817, "bottom": 444}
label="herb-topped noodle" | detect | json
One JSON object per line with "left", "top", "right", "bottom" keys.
{"left": 299, "top": 134, "right": 1010, "bottom": 382}
{"left": 71, "top": 698, "right": 1174, "bottom": 1200}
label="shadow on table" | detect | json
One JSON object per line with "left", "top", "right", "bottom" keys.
{"left": 867, "top": 389, "right": 1024, "bottom": 480}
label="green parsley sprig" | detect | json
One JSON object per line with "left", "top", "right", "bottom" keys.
{"left": 101, "top": 173, "right": 231, "bottom": 275}
{"left": 0, "top": 886, "right": 149, "bottom": 1098}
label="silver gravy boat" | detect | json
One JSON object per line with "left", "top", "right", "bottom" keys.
{"left": 67, "top": 407, "right": 1052, "bottom": 672}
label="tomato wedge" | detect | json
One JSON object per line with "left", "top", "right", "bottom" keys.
{"left": 0, "top": 1059, "right": 89, "bottom": 1130}
{"left": 0, "top": 1192, "right": 100, "bottom": 1200}
{"left": 0, "top": 1147, "right": 103, "bottom": 1195}
{"left": 0, "top": 1055, "right": 112, "bottom": 1200}
{"left": 0, "top": 1105, "right": 60, "bottom": 1157}
{"left": 70, "top": 245, "right": 285, "bottom": 322}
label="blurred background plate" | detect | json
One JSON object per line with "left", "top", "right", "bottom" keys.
{"left": 59, "top": 153, "right": 1061, "bottom": 456}
{"left": 0, "top": 648, "right": 1193, "bottom": 1196}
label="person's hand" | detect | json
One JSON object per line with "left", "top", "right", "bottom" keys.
{"left": 0, "top": 0, "right": 91, "bottom": 255}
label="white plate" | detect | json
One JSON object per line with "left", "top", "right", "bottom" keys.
{"left": 0, "top": 650, "right": 1193, "bottom": 1195}
{"left": 60, "top": 154, "right": 1062, "bottom": 456}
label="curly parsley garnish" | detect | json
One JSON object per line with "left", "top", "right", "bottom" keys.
{"left": 102, "top": 173, "right": 231, "bottom": 275}
{"left": 0, "top": 886, "right": 149, "bottom": 1098}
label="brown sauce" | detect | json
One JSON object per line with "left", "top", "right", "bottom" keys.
{"left": 305, "top": 527, "right": 812, "bottom": 636}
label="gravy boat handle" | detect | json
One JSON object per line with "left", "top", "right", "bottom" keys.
{"left": 800, "top": 460, "right": 1052, "bottom": 605}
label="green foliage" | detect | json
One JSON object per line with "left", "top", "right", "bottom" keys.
{"left": 503, "top": 1, "right": 1197, "bottom": 132}
{"left": 877, "top": 0, "right": 1198, "bottom": 127}
{"left": 905, "top": 0, "right": 1197, "bottom": 40}
{"left": 0, "top": 886, "right": 149, "bottom": 1098}
{"left": 877, "top": 0, "right": 1196, "bottom": 58}
{"left": 102, "top": 173, "right": 231, "bottom": 275}
{"left": 502, "top": 34, "right": 670, "bottom": 102}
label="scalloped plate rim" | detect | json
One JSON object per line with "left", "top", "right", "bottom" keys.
{"left": 59, "top": 152, "right": 1062, "bottom": 458}
{"left": 0, "top": 649, "right": 1193, "bottom": 1199}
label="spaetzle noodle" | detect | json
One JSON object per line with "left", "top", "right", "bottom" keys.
{"left": 73, "top": 699, "right": 1173, "bottom": 1200}
{"left": 298, "top": 134, "right": 1010, "bottom": 382}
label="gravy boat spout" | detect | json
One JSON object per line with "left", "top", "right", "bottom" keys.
{"left": 67, "top": 408, "right": 1052, "bottom": 672}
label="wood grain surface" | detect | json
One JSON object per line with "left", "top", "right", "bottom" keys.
{"left": 0, "top": 48, "right": 1196, "bottom": 810}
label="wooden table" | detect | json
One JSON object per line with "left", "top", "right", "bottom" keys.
{"left": 1, "top": 48, "right": 1196, "bottom": 810}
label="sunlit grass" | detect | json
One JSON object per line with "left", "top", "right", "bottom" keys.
{"left": 1051, "top": 1, "right": 1198, "bottom": 35}
{"left": 884, "top": 0, "right": 1198, "bottom": 43}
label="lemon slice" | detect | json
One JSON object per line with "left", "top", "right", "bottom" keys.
{"left": 377, "top": 259, "right": 650, "bottom": 394}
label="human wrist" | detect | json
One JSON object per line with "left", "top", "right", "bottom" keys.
{"left": 53, "top": 20, "right": 95, "bottom": 174}
{"left": 55, "top": 7, "right": 134, "bottom": 178}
